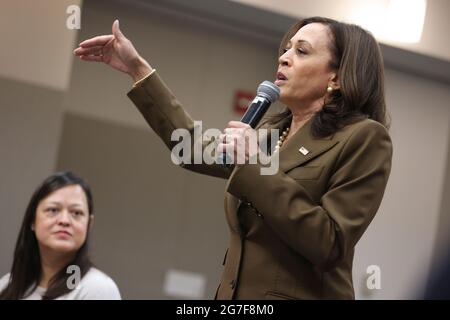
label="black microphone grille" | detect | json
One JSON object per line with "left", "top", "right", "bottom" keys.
{"left": 257, "top": 81, "right": 280, "bottom": 103}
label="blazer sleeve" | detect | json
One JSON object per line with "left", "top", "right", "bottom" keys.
{"left": 127, "top": 71, "right": 233, "bottom": 179}
{"left": 226, "top": 120, "right": 393, "bottom": 270}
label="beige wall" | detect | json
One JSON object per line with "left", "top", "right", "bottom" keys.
{"left": 1, "top": 0, "right": 450, "bottom": 299}
{"left": 0, "top": 0, "right": 82, "bottom": 91}
{"left": 354, "top": 69, "right": 450, "bottom": 299}
{"left": 0, "top": 78, "right": 64, "bottom": 274}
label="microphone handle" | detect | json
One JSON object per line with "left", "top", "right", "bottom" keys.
{"left": 240, "top": 98, "right": 270, "bottom": 128}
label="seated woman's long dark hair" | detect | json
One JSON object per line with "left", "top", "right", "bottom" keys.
{"left": 263, "top": 16, "right": 390, "bottom": 137}
{"left": 0, "top": 171, "right": 94, "bottom": 300}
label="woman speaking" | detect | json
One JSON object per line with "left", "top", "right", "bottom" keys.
{"left": 74, "top": 16, "right": 393, "bottom": 299}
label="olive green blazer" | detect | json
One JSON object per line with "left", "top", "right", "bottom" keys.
{"left": 127, "top": 71, "right": 393, "bottom": 300}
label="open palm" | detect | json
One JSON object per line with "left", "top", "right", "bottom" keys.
{"left": 74, "top": 20, "right": 151, "bottom": 79}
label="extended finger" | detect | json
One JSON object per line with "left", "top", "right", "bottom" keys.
{"left": 224, "top": 127, "right": 238, "bottom": 135}
{"left": 225, "top": 128, "right": 247, "bottom": 137}
{"left": 218, "top": 139, "right": 236, "bottom": 152}
{"left": 79, "top": 35, "right": 114, "bottom": 48}
{"left": 223, "top": 132, "right": 240, "bottom": 142}
{"left": 74, "top": 45, "right": 104, "bottom": 56}
{"left": 220, "top": 133, "right": 233, "bottom": 145}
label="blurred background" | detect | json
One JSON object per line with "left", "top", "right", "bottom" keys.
{"left": 0, "top": 0, "right": 449, "bottom": 299}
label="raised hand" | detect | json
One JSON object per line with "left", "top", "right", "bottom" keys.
{"left": 74, "top": 20, "right": 152, "bottom": 82}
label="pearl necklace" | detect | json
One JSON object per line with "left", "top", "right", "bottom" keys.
{"left": 274, "top": 127, "right": 290, "bottom": 153}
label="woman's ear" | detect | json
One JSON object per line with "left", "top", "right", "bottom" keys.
{"left": 89, "top": 215, "right": 94, "bottom": 229}
{"left": 329, "top": 73, "right": 340, "bottom": 90}
{"left": 31, "top": 223, "right": 35, "bottom": 231}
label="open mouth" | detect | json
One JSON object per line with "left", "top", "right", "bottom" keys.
{"left": 276, "top": 72, "right": 287, "bottom": 81}
{"left": 275, "top": 72, "right": 287, "bottom": 85}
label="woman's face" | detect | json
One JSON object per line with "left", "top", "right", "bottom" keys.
{"left": 33, "top": 185, "right": 90, "bottom": 255}
{"left": 276, "top": 23, "right": 337, "bottom": 109}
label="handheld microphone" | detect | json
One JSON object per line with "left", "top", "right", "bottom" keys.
{"left": 241, "top": 81, "right": 280, "bottom": 127}
{"left": 220, "top": 81, "right": 280, "bottom": 165}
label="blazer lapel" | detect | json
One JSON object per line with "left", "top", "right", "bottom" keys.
{"left": 278, "top": 118, "right": 339, "bottom": 173}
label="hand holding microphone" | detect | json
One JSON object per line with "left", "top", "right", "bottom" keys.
{"left": 218, "top": 81, "right": 280, "bottom": 166}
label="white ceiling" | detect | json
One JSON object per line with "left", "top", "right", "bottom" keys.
{"left": 230, "top": 0, "right": 450, "bottom": 62}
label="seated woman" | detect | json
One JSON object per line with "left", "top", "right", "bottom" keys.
{"left": 0, "top": 171, "right": 121, "bottom": 300}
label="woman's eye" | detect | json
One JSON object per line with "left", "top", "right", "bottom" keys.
{"left": 282, "top": 48, "right": 289, "bottom": 53}
{"left": 47, "top": 208, "right": 59, "bottom": 214}
{"left": 297, "top": 48, "right": 307, "bottom": 54}
{"left": 72, "top": 211, "right": 83, "bottom": 216}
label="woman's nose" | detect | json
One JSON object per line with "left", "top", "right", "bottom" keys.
{"left": 278, "top": 52, "right": 290, "bottom": 66}
{"left": 57, "top": 210, "right": 71, "bottom": 226}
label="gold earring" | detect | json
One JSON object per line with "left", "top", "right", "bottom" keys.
{"left": 327, "top": 86, "right": 333, "bottom": 93}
